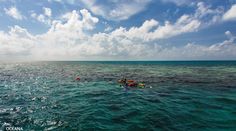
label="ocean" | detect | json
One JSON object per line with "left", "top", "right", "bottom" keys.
{"left": 0, "top": 61, "right": 236, "bottom": 130}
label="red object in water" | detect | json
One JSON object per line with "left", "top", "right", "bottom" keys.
{"left": 76, "top": 77, "right": 80, "bottom": 81}
{"left": 128, "top": 83, "right": 136, "bottom": 87}
{"left": 127, "top": 80, "right": 135, "bottom": 83}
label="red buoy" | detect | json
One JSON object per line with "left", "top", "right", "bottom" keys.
{"left": 76, "top": 77, "right": 80, "bottom": 81}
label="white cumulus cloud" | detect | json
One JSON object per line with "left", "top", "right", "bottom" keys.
{"left": 223, "top": 4, "right": 236, "bottom": 21}
{"left": 31, "top": 7, "right": 52, "bottom": 25}
{"left": 109, "top": 14, "right": 201, "bottom": 42}
{"left": 4, "top": 7, "right": 23, "bottom": 20}
{"left": 43, "top": 7, "right": 52, "bottom": 17}
{"left": 0, "top": 5, "right": 236, "bottom": 60}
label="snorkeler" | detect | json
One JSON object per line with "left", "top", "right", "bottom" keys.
{"left": 118, "top": 78, "right": 128, "bottom": 87}
{"left": 123, "top": 78, "right": 127, "bottom": 86}
{"left": 122, "top": 78, "right": 129, "bottom": 90}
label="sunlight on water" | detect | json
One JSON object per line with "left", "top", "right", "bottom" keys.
{"left": 0, "top": 61, "right": 236, "bottom": 130}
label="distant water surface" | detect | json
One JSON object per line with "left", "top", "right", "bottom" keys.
{"left": 0, "top": 61, "right": 236, "bottom": 130}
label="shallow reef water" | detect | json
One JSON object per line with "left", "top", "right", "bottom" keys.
{"left": 0, "top": 61, "right": 236, "bottom": 130}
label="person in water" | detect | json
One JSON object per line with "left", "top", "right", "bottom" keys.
{"left": 122, "top": 78, "right": 129, "bottom": 90}
{"left": 119, "top": 78, "right": 128, "bottom": 87}
{"left": 121, "top": 78, "right": 127, "bottom": 85}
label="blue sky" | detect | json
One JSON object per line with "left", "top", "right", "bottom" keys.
{"left": 0, "top": 0, "right": 236, "bottom": 60}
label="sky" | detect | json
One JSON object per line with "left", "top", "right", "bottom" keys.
{"left": 0, "top": 0, "right": 236, "bottom": 60}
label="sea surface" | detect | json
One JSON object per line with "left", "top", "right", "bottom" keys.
{"left": 0, "top": 61, "right": 236, "bottom": 130}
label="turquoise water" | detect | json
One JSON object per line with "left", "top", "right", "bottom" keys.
{"left": 0, "top": 61, "right": 236, "bottom": 130}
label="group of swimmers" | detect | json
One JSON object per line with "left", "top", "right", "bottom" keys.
{"left": 118, "top": 78, "right": 145, "bottom": 88}
{"left": 76, "top": 76, "right": 147, "bottom": 88}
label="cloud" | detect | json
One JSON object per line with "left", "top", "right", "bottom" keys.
{"left": 104, "top": 26, "right": 112, "bottom": 32}
{"left": 0, "top": 5, "right": 236, "bottom": 60}
{"left": 162, "top": 36, "right": 236, "bottom": 60}
{"left": 31, "top": 7, "right": 52, "bottom": 25}
{"left": 48, "top": 0, "right": 75, "bottom": 4}
{"left": 195, "top": 2, "right": 224, "bottom": 26}
{"left": 4, "top": 7, "right": 23, "bottom": 20}
{"left": 162, "top": 1, "right": 224, "bottom": 26}
{"left": 80, "top": 9, "right": 99, "bottom": 30}
{"left": 223, "top": 4, "right": 236, "bottom": 21}
{"left": 1, "top": 24, "right": 235, "bottom": 60}
{"left": 0, "top": 9, "right": 99, "bottom": 60}
{"left": 0, "top": 26, "right": 34, "bottom": 60}
{"left": 43, "top": 7, "right": 52, "bottom": 17}
{"left": 109, "top": 14, "right": 201, "bottom": 42}
{"left": 48, "top": 0, "right": 151, "bottom": 21}
{"left": 161, "top": 0, "right": 195, "bottom": 6}
{"left": 31, "top": 13, "right": 51, "bottom": 25}
{"left": 80, "top": 0, "right": 151, "bottom": 21}
{"left": 48, "top": 0, "right": 62, "bottom": 3}
{"left": 103, "top": 21, "right": 113, "bottom": 32}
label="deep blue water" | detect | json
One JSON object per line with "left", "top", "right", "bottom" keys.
{"left": 0, "top": 61, "right": 236, "bottom": 130}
